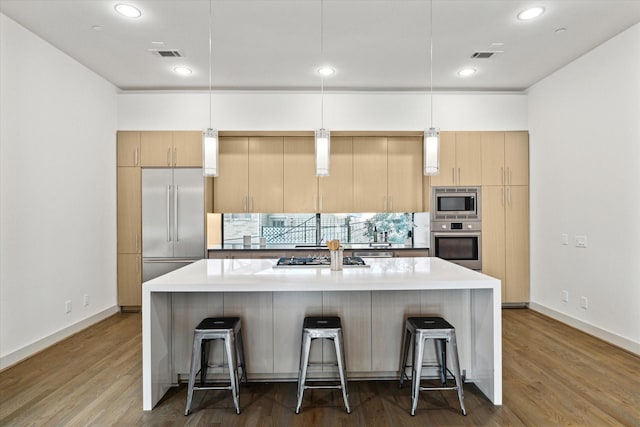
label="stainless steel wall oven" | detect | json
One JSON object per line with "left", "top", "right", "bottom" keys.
{"left": 431, "top": 187, "right": 482, "bottom": 270}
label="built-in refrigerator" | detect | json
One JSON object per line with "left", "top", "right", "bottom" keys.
{"left": 142, "top": 168, "right": 204, "bottom": 282}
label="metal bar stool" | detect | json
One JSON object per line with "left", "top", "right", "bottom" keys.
{"left": 185, "top": 317, "right": 247, "bottom": 416}
{"left": 399, "top": 316, "right": 466, "bottom": 416}
{"left": 295, "top": 316, "right": 351, "bottom": 414}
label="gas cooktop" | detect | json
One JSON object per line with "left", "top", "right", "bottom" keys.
{"left": 274, "top": 256, "right": 368, "bottom": 268}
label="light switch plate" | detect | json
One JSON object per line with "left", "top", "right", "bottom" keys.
{"left": 575, "top": 235, "right": 587, "bottom": 248}
{"left": 561, "top": 234, "right": 569, "bottom": 245}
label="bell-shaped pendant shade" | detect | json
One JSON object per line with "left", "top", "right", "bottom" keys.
{"left": 203, "top": 128, "right": 219, "bottom": 177}
{"left": 423, "top": 127, "right": 440, "bottom": 176}
{"left": 315, "top": 128, "right": 330, "bottom": 177}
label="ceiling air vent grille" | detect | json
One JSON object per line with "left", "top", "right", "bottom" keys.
{"left": 149, "top": 49, "right": 183, "bottom": 58}
{"left": 470, "top": 51, "right": 502, "bottom": 59}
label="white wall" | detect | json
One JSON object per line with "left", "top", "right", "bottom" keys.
{"left": 0, "top": 14, "right": 119, "bottom": 369}
{"left": 528, "top": 23, "right": 640, "bottom": 354}
{"left": 118, "top": 91, "right": 527, "bottom": 131}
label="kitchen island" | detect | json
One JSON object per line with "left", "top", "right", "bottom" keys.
{"left": 142, "top": 257, "right": 501, "bottom": 410}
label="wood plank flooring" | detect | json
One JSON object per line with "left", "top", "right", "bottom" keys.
{"left": 1, "top": 309, "right": 638, "bottom": 426}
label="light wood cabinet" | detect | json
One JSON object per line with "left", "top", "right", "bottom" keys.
{"left": 283, "top": 136, "right": 317, "bottom": 212}
{"left": 481, "top": 131, "right": 529, "bottom": 303}
{"left": 248, "top": 137, "right": 284, "bottom": 213}
{"left": 213, "top": 136, "right": 283, "bottom": 213}
{"left": 117, "top": 131, "right": 140, "bottom": 166}
{"left": 482, "top": 185, "right": 529, "bottom": 304}
{"left": 140, "top": 131, "right": 202, "bottom": 167}
{"left": 481, "top": 131, "right": 529, "bottom": 186}
{"left": 318, "top": 136, "right": 354, "bottom": 213}
{"left": 353, "top": 136, "right": 423, "bottom": 212}
{"left": 117, "top": 253, "right": 141, "bottom": 307}
{"left": 387, "top": 136, "right": 423, "bottom": 212}
{"left": 430, "top": 131, "right": 481, "bottom": 186}
{"left": 353, "top": 136, "right": 388, "bottom": 212}
{"left": 117, "top": 167, "right": 141, "bottom": 254}
{"left": 214, "top": 136, "right": 249, "bottom": 212}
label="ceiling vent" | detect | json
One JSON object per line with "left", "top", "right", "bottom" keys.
{"left": 148, "top": 49, "right": 183, "bottom": 58}
{"left": 470, "top": 51, "right": 502, "bottom": 59}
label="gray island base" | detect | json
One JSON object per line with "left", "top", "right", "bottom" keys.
{"left": 142, "top": 257, "right": 502, "bottom": 410}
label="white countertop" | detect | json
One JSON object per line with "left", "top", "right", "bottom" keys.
{"left": 143, "top": 257, "right": 499, "bottom": 293}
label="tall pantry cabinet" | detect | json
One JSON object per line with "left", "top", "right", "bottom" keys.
{"left": 117, "top": 131, "right": 142, "bottom": 307}
{"left": 481, "top": 131, "right": 530, "bottom": 304}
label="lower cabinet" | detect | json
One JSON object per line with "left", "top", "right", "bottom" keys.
{"left": 482, "top": 185, "right": 530, "bottom": 303}
{"left": 117, "top": 253, "right": 141, "bottom": 307}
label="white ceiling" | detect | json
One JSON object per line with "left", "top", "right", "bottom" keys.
{"left": 2, "top": 0, "right": 640, "bottom": 92}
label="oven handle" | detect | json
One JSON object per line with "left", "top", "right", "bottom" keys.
{"left": 431, "top": 231, "right": 481, "bottom": 238}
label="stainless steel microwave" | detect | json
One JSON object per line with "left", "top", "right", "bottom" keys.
{"left": 432, "top": 187, "right": 481, "bottom": 220}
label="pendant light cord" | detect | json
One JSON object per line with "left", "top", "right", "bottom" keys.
{"left": 429, "top": 0, "right": 433, "bottom": 128}
{"left": 208, "top": 0, "right": 213, "bottom": 129}
{"left": 320, "top": 0, "right": 325, "bottom": 129}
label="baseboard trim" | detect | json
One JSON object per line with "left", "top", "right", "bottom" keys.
{"left": 0, "top": 305, "right": 120, "bottom": 371}
{"left": 528, "top": 302, "right": 640, "bottom": 356}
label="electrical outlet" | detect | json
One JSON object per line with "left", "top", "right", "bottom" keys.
{"left": 575, "top": 235, "right": 588, "bottom": 248}
{"left": 83, "top": 294, "right": 89, "bottom": 307}
{"left": 561, "top": 234, "right": 569, "bottom": 245}
{"left": 580, "top": 296, "right": 588, "bottom": 309}
{"left": 561, "top": 290, "right": 569, "bottom": 303}
{"left": 65, "top": 300, "right": 72, "bottom": 314}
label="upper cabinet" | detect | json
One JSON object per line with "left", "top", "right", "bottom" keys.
{"left": 387, "top": 136, "right": 423, "bottom": 212}
{"left": 117, "top": 131, "right": 140, "bottom": 166}
{"left": 283, "top": 136, "right": 317, "bottom": 213}
{"left": 353, "top": 136, "right": 388, "bottom": 212}
{"left": 481, "top": 131, "right": 529, "bottom": 186}
{"left": 318, "top": 136, "right": 354, "bottom": 213}
{"left": 140, "top": 131, "right": 202, "bottom": 167}
{"left": 430, "top": 132, "right": 482, "bottom": 187}
{"left": 213, "top": 136, "right": 284, "bottom": 213}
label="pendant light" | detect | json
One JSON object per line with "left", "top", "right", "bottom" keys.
{"left": 315, "top": 0, "right": 330, "bottom": 177}
{"left": 424, "top": 0, "right": 440, "bottom": 176}
{"left": 203, "top": 0, "right": 218, "bottom": 177}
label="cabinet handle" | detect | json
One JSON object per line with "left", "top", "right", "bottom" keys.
{"left": 320, "top": 195, "right": 323, "bottom": 212}
{"left": 166, "top": 148, "right": 171, "bottom": 166}
{"left": 249, "top": 196, "right": 254, "bottom": 212}
{"left": 389, "top": 196, "right": 393, "bottom": 211}
{"left": 136, "top": 255, "right": 140, "bottom": 274}
{"left": 135, "top": 234, "right": 139, "bottom": 253}
{"left": 173, "top": 147, "right": 177, "bottom": 166}
{"left": 458, "top": 168, "right": 461, "bottom": 185}
{"left": 243, "top": 196, "right": 247, "bottom": 212}
{"left": 383, "top": 196, "right": 387, "bottom": 212}
{"left": 314, "top": 195, "right": 317, "bottom": 212}
{"left": 501, "top": 167, "right": 504, "bottom": 185}
{"left": 174, "top": 185, "right": 179, "bottom": 241}
{"left": 501, "top": 188, "right": 504, "bottom": 207}
{"left": 167, "top": 185, "right": 172, "bottom": 241}
{"left": 134, "top": 147, "right": 139, "bottom": 166}
{"left": 508, "top": 167, "right": 512, "bottom": 185}
{"left": 507, "top": 187, "right": 511, "bottom": 206}
{"left": 452, "top": 168, "right": 455, "bottom": 184}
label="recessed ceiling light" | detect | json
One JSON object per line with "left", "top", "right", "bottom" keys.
{"left": 317, "top": 66, "right": 335, "bottom": 77}
{"left": 173, "top": 66, "right": 192, "bottom": 76}
{"left": 555, "top": 27, "right": 567, "bottom": 34}
{"left": 457, "top": 68, "right": 477, "bottom": 77}
{"left": 517, "top": 7, "right": 545, "bottom": 21}
{"left": 115, "top": 4, "right": 142, "bottom": 19}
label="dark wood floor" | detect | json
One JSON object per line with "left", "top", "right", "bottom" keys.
{"left": 1, "top": 309, "right": 639, "bottom": 426}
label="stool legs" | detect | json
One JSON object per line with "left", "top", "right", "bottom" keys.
{"left": 334, "top": 329, "right": 351, "bottom": 414}
{"left": 224, "top": 333, "right": 241, "bottom": 414}
{"left": 295, "top": 330, "right": 312, "bottom": 414}
{"left": 449, "top": 333, "right": 466, "bottom": 416}
{"left": 410, "top": 332, "right": 426, "bottom": 416}
{"left": 185, "top": 335, "right": 203, "bottom": 416}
